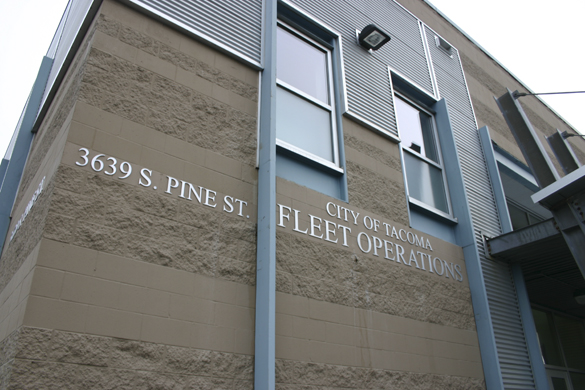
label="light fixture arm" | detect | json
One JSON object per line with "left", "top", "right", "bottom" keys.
{"left": 561, "top": 131, "right": 585, "bottom": 139}
{"left": 513, "top": 90, "right": 585, "bottom": 98}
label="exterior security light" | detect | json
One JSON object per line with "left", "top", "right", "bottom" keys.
{"left": 358, "top": 24, "right": 390, "bottom": 51}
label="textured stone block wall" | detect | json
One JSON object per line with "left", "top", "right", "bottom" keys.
{"left": 4, "top": 327, "right": 252, "bottom": 390}
{"left": 274, "top": 118, "right": 483, "bottom": 386}
{"left": 0, "top": 1, "right": 97, "bottom": 355}
{"left": 1, "top": 0, "right": 259, "bottom": 388}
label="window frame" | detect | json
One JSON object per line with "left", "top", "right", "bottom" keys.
{"left": 394, "top": 92, "right": 453, "bottom": 219}
{"left": 275, "top": 20, "right": 342, "bottom": 174}
{"left": 532, "top": 307, "right": 585, "bottom": 389}
{"left": 494, "top": 145, "right": 552, "bottom": 230}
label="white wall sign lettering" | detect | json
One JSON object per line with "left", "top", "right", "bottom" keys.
{"left": 10, "top": 176, "right": 45, "bottom": 241}
{"left": 75, "top": 147, "right": 250, "bottom": 218}
{"left": 278, "top": 201, "right": 464, "bottom": 282}
{"left": 72, "top": 147, "right": 462, "bottom": 282}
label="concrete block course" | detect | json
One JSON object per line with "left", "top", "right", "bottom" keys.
{"left": 346, "top": 161, "right": 409, "bottom": 226}
{"left": 95, "top": 11, "right": 258, "bottom": 100}
{"left": 0, "top": 326, "right": 253, "bottom": 389}
{"left": 0, "top": 12, "right": 95, "bottom": 297}
{"left": 274, "top": 359, "right": 484, "bottom": 389}
{"left": 273, "top": 117, "right": 479, "bottom": 383}
{"left": 275, "top": 228, "right": 474, "bottom": 331}
{"left": 43, "top": 160, "right": 257, "bottom": 286}
{"left": 84, "top": 36, "right": 257, "bottom": 166}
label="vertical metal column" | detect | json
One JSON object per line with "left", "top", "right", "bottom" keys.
{"left": 546, "top": 129, "right": 581, "bottom": 174}
{"left": 434, "top": 102, "right": 504, "bottom": 389}
{"left": 254, "top": 0, "right": 277, "bottom": 388}
{"left": 496, "top": 89, "right": 560, "bottom": 188}
{"left": 479, "top": 126, "right": 549, "bottom": 390}
{"left": 0, "top": 56, "right": 53, "bottom": 250}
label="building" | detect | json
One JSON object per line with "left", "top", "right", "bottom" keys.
{"left": 0, "top": 0, "right": 584, "bottom": 388}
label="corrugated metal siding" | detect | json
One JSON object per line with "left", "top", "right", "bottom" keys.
{"left": 128, "top": 0, "right": 262, "bottom": 65}
{"left": 40, "top": 0, "right": 95, "bottom": 117}
{"left": 289, "top": 0, "right": 433, "bottom": 138}
{"left": 425, "top": 24, "right": 535, "bottom": 389}
{"left": 352, "top": 0, "right": 433, "bottom": 93}
{"left": 343, "top": 36, "right": 398, "bottom": 135}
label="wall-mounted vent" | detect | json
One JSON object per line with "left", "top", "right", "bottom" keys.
{"left": 435, "top": 35, "right": 453, "bottom": 56}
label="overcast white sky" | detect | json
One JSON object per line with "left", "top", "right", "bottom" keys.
{"left": 0, "top": 0, "right": 69, "bottom": 159}
{"left": 1, "top": 0, "right": 584, "bottom": 161}
{"left": 428, "top": 0, "right": 585, "bottom": 137}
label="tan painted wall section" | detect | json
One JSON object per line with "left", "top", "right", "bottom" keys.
{"left": 276, "top": 292, "right": 482, "bottom": 378}
{"left": 19, "top": 0, "right": 259, "bottom": 368}
{"left": 23, "top": 238, "right": 255, "bottom": 355}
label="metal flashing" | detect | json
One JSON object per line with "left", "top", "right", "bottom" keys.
{"left": 275, "top": 141, "right": 344, "bottom": 174}
{"left": 0, "top": 57, "right": 53, "bottom": 253}
{"left": 480, "top": 126, "right": 548, "bottom": 389}
{"left": 279, "top": 0, "right": 341, "bottom": 37}
{"left": 454, "top": 43, "right": 479, "bottom": 131}
{"left": 409, "top": 197, "right": 458, "bottom": 223}
{"left": 479, "top": 126, "right": 511, "bottom": 233}
{"left": 419, "top": 21, "right": 439, "bottom": 99}
{"left": 432, "top": 99, "right": 507, "bottom": 389}
{"left": 34, "top": 0, "right": 102, "bottom": 134}
{"left": 389, "top": 66, "right": 438, "bottom": 104}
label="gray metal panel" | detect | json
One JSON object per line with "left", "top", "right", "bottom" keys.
{"left": 40, "top": 0, "right": 95, "bottom": 118}
{"left": 288, "top": 0, "right": 433, "bottom": 138}
{"left": 427, "top": 23, "right": 535, "bottom": 388}
{"left": 435, "top": 68, "right": 474, "bottom": 119}
{"left": 481, "top": 256, "right": 535, "bottom": 390}
{"left": 129, "top": 0, "right": 263, "bottom": 65}
{"left": 343, "top": 38, "right": 397, "bottom": 136}
{"left": 425, "top": 27, "right": 465, "bottom": 84}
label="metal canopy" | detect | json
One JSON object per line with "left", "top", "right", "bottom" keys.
{"left": 487, "top": 219, "right": 585, "bottom": 318}
{"left": 495, "top": 90, "right": 585, "bottom": 314}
